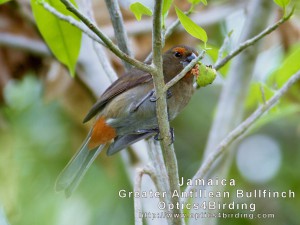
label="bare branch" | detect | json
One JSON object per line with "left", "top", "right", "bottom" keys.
{"left": 214, "top": 10, "right": 293, "bottom": 70}
{"left": 0, "top": 33, "right": 50, "bottom": 56}
{"left": 134, "top": 168, "right": 144, "bottom": 225}
{"left": 82, "top": 0, "right": 118, "bottom": 83}
{"left": 164, "top": 51, "right": 205, "bottom": 92}
{"left": 151, "top": 1, "right": 183, "bottom": 225}
{"left": 60, "top": 0, "right": 153, "bottom": 74}
{"left": 184, "top": 69, "right": 300, "bottom": 199}
{"left": 104, "top": 0, "right": 133, "bottom": 70}
{"left": 41, "top": 1, "right": 105, "bottom": 46}
{"left": 134, "top": 165, "right": 165, "bottom": 225}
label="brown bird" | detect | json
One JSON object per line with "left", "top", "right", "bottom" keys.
{"left": 56, "top": 45, "right": 198, "bottom": 196}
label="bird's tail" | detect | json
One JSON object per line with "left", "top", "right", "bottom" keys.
{"left": 55, "top": 132, "right": 105, "bottom": 197}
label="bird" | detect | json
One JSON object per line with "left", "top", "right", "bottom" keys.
{"left": 55, "top": 45, "right": 198, "bottom": 196}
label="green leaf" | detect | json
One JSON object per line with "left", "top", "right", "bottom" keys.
{"left": 175, "top": 6, "right": 207, "bottom": 43}
{"left": 162, "top": 0, "right": 173, "bottom": 17}
{"left": 0, "top": 0, "right": 11, "bottom": 4}
{"left": 273, "top": 0, "right": 290, "bottom": 8}
{"left": 31, "top": 0, "right": 82, "bottom": 76}
{"left": 268, "top": 43, "right": 300, "bottom": 87}
{"left": 246, "top": 83, "right": 275, "bottom": 109}
{"left": 129, "top": 2, "right": 153, "bottom": 21}
{"left": 250, "top": 105, "right": 300, "bottom": 134}
{"left": 188, "top": 0, "right": 207, "bottom": 5}
{"left": 162, "top": 0, "right": 173, "bottom": 28}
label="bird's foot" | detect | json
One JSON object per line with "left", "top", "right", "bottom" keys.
{"left": 153, "top": 127, "right": 175, "bottom": 145}
{"left": 150, "top": 90, "right": 172, "bottom": 102}
{"left": 166, "top": 89, "right": 172, "bottom": 99}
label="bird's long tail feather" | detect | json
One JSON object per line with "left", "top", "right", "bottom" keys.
{"left": 55, "top": 133, "right": 104, "bottom": 197}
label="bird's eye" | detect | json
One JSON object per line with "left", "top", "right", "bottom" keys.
{"left": 174, "top": 52, "right": 182, "bottom": 58}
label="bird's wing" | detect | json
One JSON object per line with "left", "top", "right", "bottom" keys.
{"left": 83, "top": 69, "right": 152, "bottom": 123}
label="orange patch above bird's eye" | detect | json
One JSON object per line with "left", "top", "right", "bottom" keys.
{"left": 173, "top": 47, "right": 186, "bottom": 55}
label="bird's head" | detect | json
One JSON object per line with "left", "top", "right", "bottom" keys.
{"left": 163, "top": 45, "right": 198, "bottom": 82}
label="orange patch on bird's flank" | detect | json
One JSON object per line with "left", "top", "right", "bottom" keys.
{"left": 173, "top": 47, "right": 186, "bottom": 55}
{"left": 88, "top": 117, "right": 116, "bottom": 149}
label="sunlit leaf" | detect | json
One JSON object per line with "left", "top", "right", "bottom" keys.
{"left": 273, "top": 0, "right": 290, "bottom": 8}
{"left": 162, "top": 0, "right": 173, "bottom": 17}
{"left": 250, "top": 105, "right": 300, "bottom": 133}
{"left": 129, "top": 2, "right": 153, "bottom": 21}
{"left": 246, "top": 83, "right": 275, "bottom": 109}
{"left": 31, "top": 0, "right": 82, "bottom": 76}
{"left": 188, "top": 0, "right": 207, "bottom": 5}
{"left": 175, "top": 6, "right": 207, "bottom": 43}
{"left": 0, "top": 0, "right": 11, "bottom": 4}
{"left": 268, "top": 43, "right": 300, "bottom": 87}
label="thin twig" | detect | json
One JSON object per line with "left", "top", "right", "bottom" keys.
{"left": 41, "top": 1, "right": 105, "bottom": 46}
{"left": 92, "top": 39, "right": 118, "bottom": 83}
{"left": 164, "top": 51, "right": 205, "bottom": 92}
{"left": 134, "top": 166, "right": 162, "bottom": 225}
{"left": 214, "top": 10, "right": 294, "bottom": 70}
{"left": 0, "top": 33, "right": 50, "bottom": 56}
{"left": 184, "top": 69, "right": 300, "bottom": 200}
{"left": 60, "top": 0, "right": 153, "bottom": 74}
{"left": 165, "top": 11, "right": 192, "bottom": 40}
{"left": 104, "top": 0, "right": 132, "bottom": 70}
{"left": 145, "top": 8, "right": 193, "bottom": 62}
{"left": 84, "top": 0, "right": 118, "bottom": 83}
{"left": 134, "top": 168, "right": 144, "bottom": 225}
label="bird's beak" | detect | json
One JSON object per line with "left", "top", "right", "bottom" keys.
{"left": 186, "top": 53, "right": 197, "bottom": 63}
{"left": 181, "top": 52, "right": 197, "bottom": 67}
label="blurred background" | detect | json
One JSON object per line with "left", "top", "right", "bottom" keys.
{"left": 0, "top": 0, "right": 300, "bottom": 225}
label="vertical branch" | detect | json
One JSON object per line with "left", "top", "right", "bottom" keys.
{"left": 151, "top": 1, "right": 183, "bottom": 225}
{"left": 104, "top": 0, "right": 133, "bottom": 70}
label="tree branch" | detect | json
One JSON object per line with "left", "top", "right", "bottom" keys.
{"left": 134, "top": 166, "right": 160, "bottom": 225}
{"left": 60, "top": 0, "right": 154, "bottom": 74}
{"left": 40, "top": 1, "right": 105, "bottom": 46}
{"left": 82, "top": 0, "right": 119, "bottom": 83}
{"left": 104, "top": 0, "right": 133, "bottom": 71}
{"left": 0, "top": 33, "right": 50, "bottom": 56}
{"left": 151, "top": 1, "right": 183, "bottom": 225}
{"left": 184, "top": 69, "right": 300, "bottom": 198}
{"left": 164, "top": 51, "right": 205, "bottom": 92}
{"left": 189, "top": 1, "right": 275, "bottom": 225}
{"left": 145, "top": 7, "right": 193, "bottom": 62}
{"left": 214, "top": 9, "right": 293, "bottom": 70}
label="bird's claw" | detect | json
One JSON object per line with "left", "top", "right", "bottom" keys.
{"left": 166, "top": 89, "right": 172, "bottom": 99}
{"left": 149, "top": 93, "right": 157, "bottom": 102}
{"left": 153, "top": 127, "right": 175, "bottom": 145}
{"left": 150, "top": 90, "right": 172, "bottom": 102}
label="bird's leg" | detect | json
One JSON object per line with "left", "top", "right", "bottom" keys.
{"left": 150, "top": 89, "right": 172, "bottom": 102}
{"left": 130, "top": 90, "right": 155, "bottom": 113}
